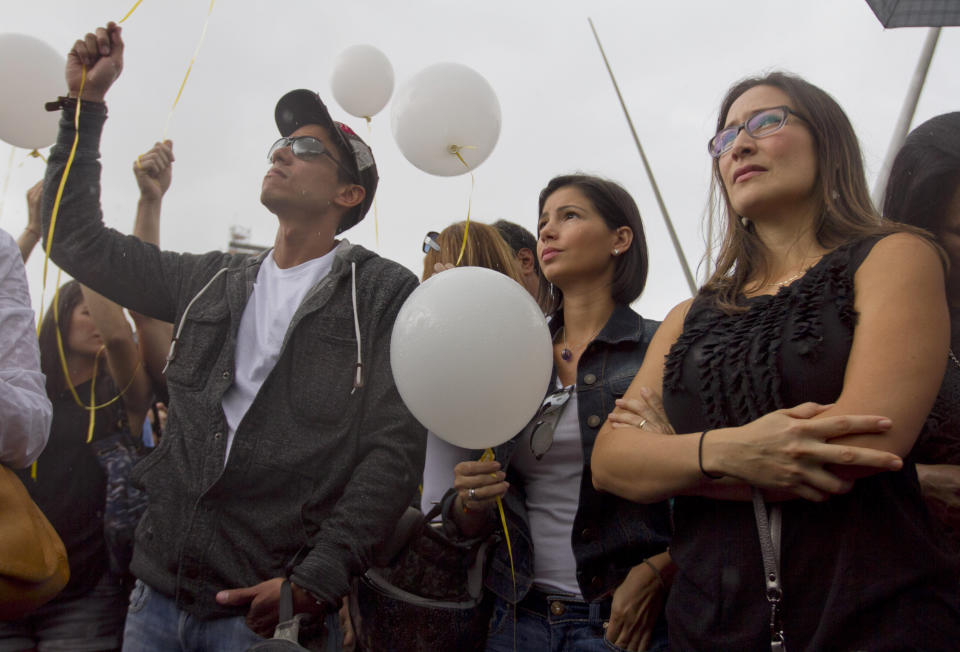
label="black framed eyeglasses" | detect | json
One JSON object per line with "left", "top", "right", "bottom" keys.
{"left": 528, "top": 384, "right": 575, "bottom": 460}
{"left": 422, "top": 231, "right": 441, "bottom": 254}
{"left": 268, "top": 136, "right": 357, "bottom": 180}
{"left": 707, "top": 106, "right": 807, "bottom": 158}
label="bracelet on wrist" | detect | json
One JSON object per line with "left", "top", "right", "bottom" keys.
{"left": 44, "top": 95, "right": 108, "bottom": 115}
{"left": 698, "top": 429, "right": 724, "bottom": 480}
{"left": 642, "top": 558, "right": 666, "bottom": 591}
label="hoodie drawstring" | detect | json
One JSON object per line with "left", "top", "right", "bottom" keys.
{"left": 350, "top": 261, "right": 363, "bottom": 392}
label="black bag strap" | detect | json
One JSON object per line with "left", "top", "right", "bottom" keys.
{"left": 278, "top": 579, "right": 295, "bottom": 624}
{"left": 752, "top": 489, "right": 786, "bottom": 652}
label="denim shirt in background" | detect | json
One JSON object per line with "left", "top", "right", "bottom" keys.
{"left": 443, "top": 303, "right": 672, "bottom": 608}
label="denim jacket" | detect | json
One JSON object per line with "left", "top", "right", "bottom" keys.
{"left": 443, "top": 304, "right": 671, "bottom": 604}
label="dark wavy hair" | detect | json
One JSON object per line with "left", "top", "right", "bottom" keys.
{"left": 536, "top": 174, "right": 648, "bottom": 314}
{"left": 882, "top": 112, "right": 960, "bottom": 235}
{"left": 703, "top": 71, "right": 918, "bottom": 313}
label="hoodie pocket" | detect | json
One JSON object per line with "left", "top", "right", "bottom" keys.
{"left": 164, "top": 299, "right": 229, "bottom": 391}
{"left": 287, "top": 315, "right": 360, "bottom": 425}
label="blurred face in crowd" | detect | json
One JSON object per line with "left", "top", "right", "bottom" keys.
{"left": 67, "top": 301, "right": 103, "bottom": 359}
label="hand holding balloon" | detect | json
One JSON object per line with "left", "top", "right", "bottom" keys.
{"left": 67, "top": 22, "right": 124, "bottom": 103}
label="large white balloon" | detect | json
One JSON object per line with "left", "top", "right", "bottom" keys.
{"left": 391, "top": 62, "right": 501, "bottom": 176}
{"left": 330, "top": 45, "right": 394, "bottom": 119}
{"left": 0, "top": 34, "right": 65, "bottom": 150}
{"left": 391, "top": 267, "right": 552, "bottom": 449}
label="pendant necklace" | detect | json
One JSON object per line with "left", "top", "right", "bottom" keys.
{"left": 560, "top": 324, "right": 605, "bottom": 362}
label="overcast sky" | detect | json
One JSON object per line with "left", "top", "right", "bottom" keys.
{"left": 1, "top": 0, "right": 958, "bottom": 322}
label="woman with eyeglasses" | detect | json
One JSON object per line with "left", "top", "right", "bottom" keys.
{"left": 591, "top": 72, "right": 960, "bottom": 650}
{"left": 438, "top": 176, "right": 671, "bottom": 652}
{"left": 883, "top": 112, "right": 960, "bottom": 559}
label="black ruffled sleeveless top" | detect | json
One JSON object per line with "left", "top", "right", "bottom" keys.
{"left": 661, "top": 237, "right": 960, "bottom": 651}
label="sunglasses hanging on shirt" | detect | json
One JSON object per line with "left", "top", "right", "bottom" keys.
{"left": 528, "top": 384, "right": 576, "bottom": 460}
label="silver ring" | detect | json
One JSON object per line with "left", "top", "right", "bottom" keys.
{"left": 638, "top": 418, "right": 648, "bottom": 430}
{"left": 468, "top": 488, "right": 477, "bottom": 500}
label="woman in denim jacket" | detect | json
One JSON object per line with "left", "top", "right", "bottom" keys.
{"left": 440, "top": 175, "right": 672, "bottom": 651}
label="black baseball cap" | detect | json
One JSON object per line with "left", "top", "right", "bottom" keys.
{"left": 275, "top": 89, "right": 379, "bottom": 234}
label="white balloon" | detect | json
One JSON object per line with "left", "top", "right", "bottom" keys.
{"left": 391, "top": 267, "right": 552, "bottom": 449}
{"left": 331, "top": 44, "right": 394, "bottom": 119}
{"left": 391, "top": 62, "right": 501, "bottom": 176}
{"left": 0, "top": 34, "right": 65, "bottom": 150}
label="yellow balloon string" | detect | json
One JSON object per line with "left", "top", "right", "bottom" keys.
{"left": 28, "top": 149, "right": 48, "bottom": 164}
{"left": 52, "top": 288, "right": 144, "bottom": 416}
{"left": 0, "top": 145, "right": 14, "bottom": 222}
{"left": 87, "top": 346, "right": 103, "bottom": 443}
{"left": 479, "top": 447, "right": 516, "bottom": 602}
{"left": 163, "top": 0, "right": 217, "bottom": 140}
{"left": 450, "top": 147, "right": 476, "bottom": 265}
{"left": 37, "top": 65, "right": 86, "bottom": 333}
{"left": 118, "top": 0, "right": 144, "bottom": 23}
{"left": 365, "top": 117, "right": 379, "bottom": 248}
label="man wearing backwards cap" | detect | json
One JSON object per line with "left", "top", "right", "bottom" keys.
{"left": 41, "top": 22, "right": 426, "bottom": 650}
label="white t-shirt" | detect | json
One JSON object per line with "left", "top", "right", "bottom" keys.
{"left": 421, "top": 432, "right": 474, "bottom": 515}
{"left": 221, "top": 243, "right": 341, "bottom": 461}
{"left": 511, "top": 382, "right": 583, "bottom": 596}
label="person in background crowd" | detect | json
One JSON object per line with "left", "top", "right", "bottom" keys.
{"left": 0, "top": 226, "right": 51, "bottom": 468}
{"left": 442, "top": 175, "right": 671, "bottom": 651}
{"left": 42, "top": 23, "right": 424, "bottom": 651}
{"left": 883, "top": 111, "right": 960, "bottom": 554}
{"left": 0, "top": 266, "right": 151, "bottom": 649}
{"left": 16, "top": 181, "right": 44, "bottom": 263}
{"left": 592, "top": 72, "right": 960, "bottom": 650}
{"left": 127, "top": 140, "right": 176, "bottom": 402}
{"left": 419, "top": 220, "right": 527, "bottom": 513}
{"left": 492, "top": 218, "right": 543, "bottom": 304}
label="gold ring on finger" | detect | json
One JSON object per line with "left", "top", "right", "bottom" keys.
{"left": 639, "top": 418, "right": 648, "bottom": 430}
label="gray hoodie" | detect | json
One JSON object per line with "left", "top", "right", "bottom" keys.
{"left": 43, "top": 107, "right": 426, "bottom": 618}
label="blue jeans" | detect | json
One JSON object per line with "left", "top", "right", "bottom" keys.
{"left": 122, "top": 580, "right": 342, "bottom": 652}
{"left": 485, "top": 590, "right": 668, "bottom": 652}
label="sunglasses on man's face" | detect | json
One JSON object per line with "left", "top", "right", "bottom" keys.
{"left": 422, "top": 231, "right": 441, "bottom": 254}
{"left": 528, "top": 384, "right": 575, "bottom": 460}
{"left": 267, "top": 136, "right": 357, "bottom": 180}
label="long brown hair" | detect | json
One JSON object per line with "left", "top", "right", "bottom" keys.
{"left": 703, "top": 72, "right": 918, "bottom": 313}
{"left": 421, "top": 221, "right": 524, "bottom": 285}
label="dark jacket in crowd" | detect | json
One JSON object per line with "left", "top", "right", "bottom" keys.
{"left": 42, "top": 106, "right": 427, "bottom": 619}
{"left": 443, "top": 304, "right": 672, "bottom": 603}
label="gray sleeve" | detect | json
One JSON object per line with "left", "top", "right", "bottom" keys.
{"left": 291, "top": 267, "right": 428, "bottom": 608}
{"left": 42, "top": 106, "right": 223, "bottom": 322}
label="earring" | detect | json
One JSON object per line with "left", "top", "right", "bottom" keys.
{"left": 613, "top": 248, "right": 619, "bottom": 256}
{"left": 739, "top": 215, "right": 750, "bottom": 227}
